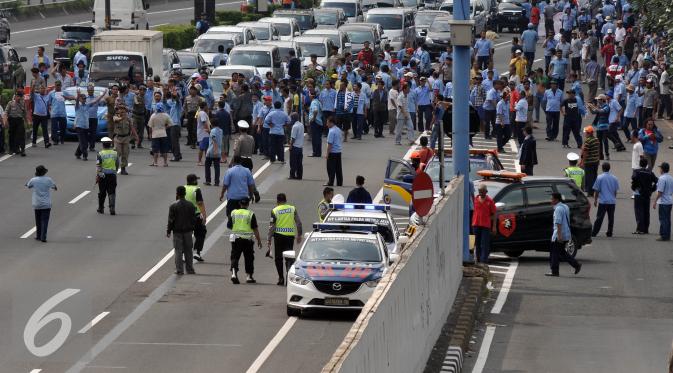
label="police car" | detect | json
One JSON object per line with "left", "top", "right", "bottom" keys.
{"left": 284, "top": 223, "right": 397, "bottom": 317}
{"left": 475, "top": 170, "right": 592, "bottom": 258}
{"left": 323, "top": 203, "right": 409, "bottom": 254}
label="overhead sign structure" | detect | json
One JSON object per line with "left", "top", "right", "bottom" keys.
{"left": 412, "top": 172, "right": 434, "bottom": 217}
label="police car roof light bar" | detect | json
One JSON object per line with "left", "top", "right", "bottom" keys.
{"left": 328, "top": 203, "right": 390, "bottom": 211}
{"left": 312, "top": 223, "right": 379, "bottom": 233}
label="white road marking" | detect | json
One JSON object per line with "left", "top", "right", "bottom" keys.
{"left": 83, "top": 366, "right": 126, "bottom": 370}
{"left": 78, "top": 312, "right": 110, "bottom": 334}
{"left": 245, "top": 317, "right": 298, "bottom": 373}
{"left": 509, "top": 139, "right": 521, "bottom": 173}
{"left": 30, "top": 369, "right": 42, "bottom": 373}
{"left": 494, "top": 41, "right": 511, "bottom": 47}
{"left": 487, "top": 264, "right": 509, "bottom": 270}
{"left": 490, "top": 259, "right": 518, "bottom": 314}
{"left": 114, "top": 341, "right": 241, "bottom": 347}
{"left": 117, "top": 163, "right": 133, "bottom": 174}
{"left": 21, "top": 227, "right": 37, "bottom": 239}
{"left": 150, "top": 23, "right": 169, "bottom": 28}
{"left": 471, "top": 325, "right": 496, "bottom": 373}
{"left": 490, "top": 270, "right": 507, "bottom": 275}
{"left": 14, "top": 21, "right": 89, "bottom": 35}
{"left": 69, "top": 190, "right": 91, "bottom": 204}
{"left": 0, "top": 138, "right": 44, "bottom": 162}
{"left": 137, "top": 251, "right": 174, "bottom": 283}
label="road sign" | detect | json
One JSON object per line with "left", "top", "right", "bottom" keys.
{"left": 412, "top": 172, "right": 434, "bottom": 217}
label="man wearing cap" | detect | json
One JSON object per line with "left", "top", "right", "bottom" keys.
{"left": 96, "top": 137, "right": 119, "bottom": 215}
{"left": 510, "top": 50, "right": 528, "bottom": 81}
{"left": 227, "top": 197, "right": 262, "bottom": 284}
{"left": 148, "top": 102, "right": 172, "bottom": 167}
{"left": 519, "top": 126, "right": 537, "bottom": 175}
{"left": 653, "top": 162, "right": 673, "bottom": 241}
{"left": 111, "top": 103, "right": 136, "bottom": 175}
{"left": 580, "top": 126, "right": 600, "bottom": 193}
{"left": 561, "top": 88, "right": 583, "bottom": 148}
{"left": 521, "top": 24, "right": 538, "bottom": 72}
{"left": 184, "top": 174, "right": 208, "bottom": 262}
{"left": 267, "top": 193, "right": 303, "bottom": 286}
{"left": 26, "top": 165, "right": 57, "bottom": 243}
{"left": 564, "top": 152, "right": 585, "bottom": 188}
{"left": 642, "top": 78, "right": 659, "bottom": 122}
{"left": 167, "top": 186, "right": 196, "bottom": 275}
{"left": 182, "top": 85, "right": 204, "bottom": 148}
{"left": 543, "top": 79, "right": 563, "bottom": 141}
{"left": 546, "top": 192, "right": 582, "bottom": 277}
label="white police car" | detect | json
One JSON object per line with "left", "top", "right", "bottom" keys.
{"left": 284, "top": 223, "right": 398, "bottom": 317}
{"left": 322, "top": 204, "right": 409, "bottom": 254}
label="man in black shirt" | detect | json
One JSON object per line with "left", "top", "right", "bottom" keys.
{"left": 561, "top": 89, "right": 583, "bottom": 149}
{"left": 346, "top": 175, "right": 373, "bottom": 204}
{"left": 631, "top": 157, "right": 658, "bottom": 234}
{"left": 287, "top": 50, "right": 301, "bottom": 83}
{"left": 167, "top": 186, "right": 197, "bottom": 275}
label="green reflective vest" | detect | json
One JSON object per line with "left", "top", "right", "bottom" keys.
{"left": 231, "top": 208, "right": 254, "bottom": 239}
{"left": 98, "top": 149, "right": 118, "bottom": 172}
{"left": 184, "top": 185, "right": 202, "bottom": 215}
{"left": 564, "top": 166, "right": 585, "bottom": 187}
{"left": 273, "top": 204, "right": 296, "bottom": 236}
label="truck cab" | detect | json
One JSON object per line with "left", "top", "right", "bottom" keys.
{"left": 93, "top": 0, "right": 149, "bottom": 30}
{"left": 89, "top": 30, "right": 163, "bottom": 85}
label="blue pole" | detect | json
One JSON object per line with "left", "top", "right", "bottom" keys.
{"left": 452, "top": 0, "right": 471, "bottom": 263}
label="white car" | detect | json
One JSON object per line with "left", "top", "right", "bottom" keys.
{"left": 292, "top": 36, "right": 336, "bottom": 68}
{"left": 323, "top": 203, "right": 409, "bottom": 254}
{"left": 258, "top": 17, "right": 302, "bottom": 41}
{"left": 192, "top": 33, "right": 243, "bottom": 66}
{"left": 206, "top": 25, "right": 258, "bottom": 44}
{"left": 284, "top": 223, "right": 397, "bottom": 317}
{"left": 303, "top": 29, "right": 353, "bottom": 55}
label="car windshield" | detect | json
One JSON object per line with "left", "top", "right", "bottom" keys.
{"left": 365, "top": 14, "right": 403, "bottom": 30}
{"left": 323, "top": 2, "right": 356, "bottom": 17}
{"left": 275, "top": 47, "right": 294, "bottom": 61}
{"left": 439, "top": 3, "right": 474, "bottom": 13}
{"left": 415, "top": 13, "right": 440, "bottom": 26}
{"left": 251, "top": 26, "right": 270, "bottom": 40}
{"left": 344, "top": 30, "right": 374, "bottom": 44}
{"left": 274, "top": 23, "right": 292, "bottom": 35}
{"left": 324, "top": 216, "right": 395, "bottom": 243}
{"left": 280, "top": 14, "right": 312, "bottom": 30}
{"left": 301, "top": 237, "right": 381, "bottom": 262}
{"left": 60, "top": 30, "right": 93, "bottom": 40}
{"left": 228, "top": 51, "right": 271, "bottom": 67}
{"left": 315, "top": 12, "right": 338, "bottom": 24}
{"left": 425, "top": 158, "right": 488, "bottom": 181}
{"left": 430, "top": 19, "right": 451, "bottom": 32}
{"left": 194, "top": 39, "right": 234, "bottom": 53}
{"left": 178, "top": 54, "right": 197, "bottom": 68}
{"left": 308, "top": 33, "right": 340, "bottom": 45}
{"left": 298, "top": 42, "right": 327, "bottom": 57}
{"left": 400, "top": 0, "right": 418, "bottom": 6}
{"left": 90, "top": 54, "right": 143, "bottom": 78}
{"left": 63, "top": 87, "right": 107, "bottom": 106}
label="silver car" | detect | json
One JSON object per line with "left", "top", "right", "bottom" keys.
{"left": 365, "top": 8, "right": 417, "bottom": 52}
{"left": 303, "top": 29, "right": 353, "bottom": 55}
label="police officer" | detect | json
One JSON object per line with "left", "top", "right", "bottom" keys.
{"left": 185, "top": 174, "right": 208, "bottom": 262}
{"left": 564, "top": 152, "right": 585, "bottom": 189}
{"left": 111, "top": 103, "right": 138, "bottom": 175}
{"left": 267, "top": 193, "right": 303, "bottom": 285}
{"left": 96, "top": 137, "right": 119, "bottom": 215}
{"left": 317, "top": 186, "right": 334, "bottom": 222}
{"left": 227, "top": 197, "right": 262, "bottom": 284}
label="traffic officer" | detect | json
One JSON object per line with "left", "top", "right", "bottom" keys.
{"left": 317, "top": 186, "right": 334, "bottom": 222}
{"left": 564, "top": 152, "right": 585, "bottom": 189}
{"left": 185, "top": 174, "right": 208, "bottom": 262}
{"left": 267, "top": 193, "right": 303, "bottom": 286}
{"left": 96, "top": 137, "right": 119, "bottom": 215}
{"left": 227, "top": 197, "right": 262, "bottom": 284}
{"left": 111, "top": 103, "right": 138, "bottom": 175}
{"left": 220, "top": 155, "right": 256, "bottom": 219}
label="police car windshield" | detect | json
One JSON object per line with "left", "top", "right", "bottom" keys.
{"left": 324, "top": 217, "right": 394, "bottom": 243}
{"left": 301, "top": 237, "right": 381, "bottom": 262}
{"left": 425, "top": 158, "right": 488, "bottom": 181}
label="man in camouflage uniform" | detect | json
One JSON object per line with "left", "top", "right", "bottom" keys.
{"left": 132, "top": 85, "right": 147, "bottom": 148}
{"left": 105, "top": 83, "right": 120, "bottom": 135}
{"left": 111, "top": 103, "right": 137, "bottom": 175}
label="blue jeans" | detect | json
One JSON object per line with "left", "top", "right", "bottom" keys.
{"left": 430, "top": 121, "right": 440, "bottom": 149}
{"left": 473, "top": 226, "right": 491, "bottom": 263}
{"left": 34, "top": 208, "right": 51, "bottom": 241}
{"left": 658, "top": 204, "right": 672, "bottom": 240}
{"left": 51, "top": 117, "right": 66, "bottom": 144}
{"left": 353, "top": 113, "right": 364, "bottom": 139}
{"left": 310, "top": 121, "right": 322, "bottom": 156}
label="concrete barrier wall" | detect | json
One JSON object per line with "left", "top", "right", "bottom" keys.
{"left": 322, "top": 177, "right": 464, "bottom": 373}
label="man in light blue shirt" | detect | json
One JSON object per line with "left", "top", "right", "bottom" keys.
{"left": 48, "top": 81, "right": 67, "bottom": 144}
{"left": 521, "top": 24, "right": 538, "bottom": 71}
{"left": 85, "top": 85, "right": 102, "bottom": 152}
{"left": 26, "top": 165, "right": 57, "bottom": 242}
{"left": 309, "top": 90, "right": 323, "bottom": 157}
{"left": 220, "top": 156, "right": 256, "bottom": 216}
{"left": 592, "top": 162, "right": 619, "bottom": 237}
{"left": 264, "top": 101, "right": 290, "bottom": 163}
{"left": 483, "top": 80, "right": 502, "bottom": 139}
{"left": 653, "top": 162, "right": 673, "bottom": 241}
{"left": 495, "top": 91, "right": 511, "bottom": 152}
{"left": 622, "top": 86, "right": 638, "bottom": 138}
{"left": 544, "top": 80, "right": 563, "bottom": 140}
{"left": 548, "top": 49, "right": 568, "bottom": 90}
{"left": 289, "top": 112, "right": 304, "bottom": 180}
{"left": 473, "top": 31, "right": 493, "bottom": 70}
{"left": 482, "top": 70, "right": 494, "bottom": 92}
{"left": 325, "top": 118, "right": 343, "bottom": 186}
{"left": 547, "top": 192, "right": 582, "bottom": 276}
{"left": 415, "top": 78, "right": 432, "bottom": 132}
{"left": 319, "top": 81, "right": 337, "bottom": 120}
{"left": 32, "top": 85, "right": 52, "bottom": 148}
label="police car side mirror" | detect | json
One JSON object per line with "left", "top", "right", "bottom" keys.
{"left": 282, "top": 250, "right": 296, "bottom": 260}
{"left": 402, "top": 174, "right": 415, "bottom": 183}
{"left": 495, "top": 202, "right": 505, "bottom": 209}
{"left": 398, "top": 235, "right": 409, "bottom": 245}
{"left": 389, "top": 253, "right": 400, "bottom": 264}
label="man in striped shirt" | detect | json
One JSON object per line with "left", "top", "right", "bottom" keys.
{"left": 580, "top": 126, "right": 600, "bottom": 193}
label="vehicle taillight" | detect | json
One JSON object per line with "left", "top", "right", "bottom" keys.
{"left": 55, "top": 39, "right": 66, "bottom": 46}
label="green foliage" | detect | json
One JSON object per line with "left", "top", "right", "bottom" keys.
{"left": 0, "top": 88, "right": 13, "bottom": 106}
{"left": 215, "top": 10, "right": 266, "bottom": 25}
{"left": 630, "top": 0, "right": 673, "bottom": 54}
{"left": 155, "top": 24, "right": 197, "bottom": 50}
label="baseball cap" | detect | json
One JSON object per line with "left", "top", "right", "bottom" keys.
{"left": 583, "top": 126, "right": 594, "bottom": 134}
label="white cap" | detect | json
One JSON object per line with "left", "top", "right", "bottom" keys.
{"left": 237, "top": 120, "right": 249, "bottom": 129}
{"left": 191, "top": 72, "right": 200, "bottom": 79}
{"left": 567, "top": 152, "right": 580, "bottom": 161}
{"left": 101, "top": 137, "right": 113, "bottom": 142}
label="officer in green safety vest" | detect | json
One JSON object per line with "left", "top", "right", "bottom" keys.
{"left": 185, "top": 174, "right": 208, "bottom": 262}
{"left": 317, "top": 186, "right": 334, "bottom": 222}
{"left": 267, "top": 193, "right": 303, "bottom": 286}
{"left": 96, "top": 137, "right": 119, "bottom": 215}
{"left": 564, "top": 152, "right": 585, "bottom": 190}
{"left": 227, "top": 197, "right": 262, "bottom": 284}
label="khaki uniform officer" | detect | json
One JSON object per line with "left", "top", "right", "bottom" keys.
{"left": 112, "top": 103, "right": 138, "bottom": 175}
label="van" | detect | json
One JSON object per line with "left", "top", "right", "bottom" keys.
{"left": 237, "top": 21, "right": 280, "bottom": 41}
{"left": 227, "top": 45, "right": 283, "bottom": 80}
{"left": 192, "top": 33, "right": 244, "bottom": 66}
{"left": 303, "top": 29, "right": 352, "bottom": 55}
{"left": 321, "top": 0, "right": 364, "bottom": 23}
{"left": 364, "top": 8, "right": 416, "bottom": 51}
{"left": 293, "top": 36, "right": 336, "bottom": 67}
{"left": 258, "top": 17, "right": 301, "bottom": 41}
{"left": 272, "top": 9, "right": 316, "bottom": 32}
{"left": 93, "top": 0, "right": 149, "bottom": 30}
{"left": 438, "top": 0, "right": 489, "bottom": 35}
{"left": 206, "top": 26, "right": 257, "bottom": 45}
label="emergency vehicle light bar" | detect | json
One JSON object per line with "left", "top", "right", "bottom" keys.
{"left": 477, "top": 170, "right": 527, "bottom": 180}
{"left": 329, "top": 203, "right": 390, "bottom": 211}
{"left": 312, "top": 223, "right": 379, "bottom": 233}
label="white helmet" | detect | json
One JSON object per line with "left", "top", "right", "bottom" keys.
{"left": 101, "top": 137, "right": 113, "bottom": 143}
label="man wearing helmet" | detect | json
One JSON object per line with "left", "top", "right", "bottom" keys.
{"left": 96, "top": 137, "right": 119, "bottom": 215}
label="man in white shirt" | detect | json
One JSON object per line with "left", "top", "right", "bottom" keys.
{"left": 289, "top": 113, "right": 304, "bottom": 180}
{"left": 614, "top": 20, "right": 626, "bottom": 45}
{"left": 631, "top": 129, "right": 643, "bottom": 170}
{"left": 659, "top": 64, "right": 671, "bottom": 120}
{"left": 388, "top": 80, "right": 399, "bottom": 135}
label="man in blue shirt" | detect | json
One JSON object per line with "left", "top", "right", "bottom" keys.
{"left": 220, "top": 155, "right": 256, "bottom": 218}
{"left": 85, "top": 85, "right": 102, "bottom": 152}
{"left": 607, "top": 93, "right": 626, "bottom": 151}
{"left": 653, "top": 162, "right": 673, "bottom": 241}
{"left": 495, "top": 90, "right": 511, "bottom": 152}
{"left": 473, "top": 31, "right": 493, "bottom": 70}
{"left": 592, "top": 162, "right": 620, "bottom": 237}
{"left": 309, "top": 89, "right": 323, "bottom": 157}
{"left": 264, "top": 101, "right": 290, "bottom": 163}
{"left": 521, "top": 24, "right": 538, "bottom": 72}
{"left": 546, "top": 192, "right": 582, "bottom": 276}
{"left": 325, "top": 117, "right": 343, "bottom": 186}
{"left": 548, "top": 49, "right": 569, "bottom": 90}
{"left": 31, "top": 85, "right": 52, "bottom": 148}
{"left": 415, "top": 77, "right": 432, "bottom": 133}
{"left": 319, "top": 80, "right": 337, "bottom": 123}
{"left": 48, "top": 80, "right": 67, "bottom": 145}
{"left": 483, "top": 80, "right": 503, "bottom": 140}
{"left": 544, "top": 80, "right": 563, "bottom": 141}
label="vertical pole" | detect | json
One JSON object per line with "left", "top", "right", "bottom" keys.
{"left": 104, "top": 0, "right": 111, "bottom": 30}
{"left": 438, "top": 105, "right": 445, "bottom": 195}
{"left": 452, "top": 1, "right": 471, "bottom": 263}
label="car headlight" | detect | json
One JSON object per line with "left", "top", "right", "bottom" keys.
{"left": 365, "top": 278, "right": 381, "bottom": 288}
{"left": 288, "top": 273, "right": 310, "bottom": 285}
{"left": 425, "top": 37, "right": 434, "bottom": 44}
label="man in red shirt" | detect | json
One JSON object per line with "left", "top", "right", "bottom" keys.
{"left": 357, "top": 41, "right": 375, "bottom": 68}
{"left": 472, "top": 184, "right": 496, "bottom": 263}
{"left": 601, "top": 37, "right": 615, "bottom": 68}
{"left": 530, "top": 4, "right": 540, "bottom": 28}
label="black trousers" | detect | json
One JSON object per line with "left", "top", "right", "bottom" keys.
{"left": 549, "top": 240, "right": 579, "bottom": 275}
{"left": 513, "top": 121, "right": 526, "bottom": 144}
{"left": 88, "top": 118, "right": 98, "bottom": 150}
{"left": 34, "top": 208, "right": 51, "bottom": 241}
{"left": 231, "top": 238, "right": 255, "bottom": 274}
{"left": 97, "top": 173, "right": 117, "bottom": 210}
{"left": 592, "top": 203, "right": 615, "bottom": 236}
{"left": 169, "top": 125, "right": 182, "bottom": 159}
{"left": 310, "top": 121, "right": 322, "bottom": 156}
{"left": 186, "top": 111, "right": 197, "bottom": 145}
{"left": 483, "top": 110, "right": 496, "bottom": 138}
{"left": 326, "top": 152, "right": 343, "bottom": 186}
{"left": 545, "top": 111, "right": 560, "bottom": 140}
{"left": 495, "top": 124, "right": 511, "bottom": 151}
{"left": 583, "top": 163, "right": 599, "bottom": 194}
{"left": 32, "top": 114, "right": 50, "bottom": 145}
{"left": 270, "top": 134, "right": 285, "bottom": 162}
{"left": 193, "top": 215, "right": 207, "bottom": 255}
{"left": 273, "top": 233, "right": 294, "bottom": 279}
{"left": 634, "top": 194, "right": 651, "bottom": 233}
{"left": 290, "top": 146, "right": 303, "bottom": 179}
{"left": 374, "top": 109, "right": 386, "bottom": 137}
{"left": 562, "top": 117, "right": 583, "bottom": 147}
{"left": 8, "top": 116, "right": 25, "bottom": 154}
{"left": 51, "top": 117, "right": 66, "bottom": 144}
{"left": 226, "top": 199, "right": 242, "bottom": 220}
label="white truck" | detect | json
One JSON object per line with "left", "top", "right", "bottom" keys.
{"left": 89, "top": 30, "right": 163, "bottom": 86}
{"left": 92, "top": 0, "right": 150, "bottom": 30}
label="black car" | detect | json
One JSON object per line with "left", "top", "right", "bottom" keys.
{"left": 492, "top": 1, "right": 528, "bottom": 33}
{"left": 421, "top": 16, "right": 452, "bottom": 58}
{"left": 475, "top": 172, "right": 592, "bottom": 258}
{"left": 53, "top": 25, "right": 96, "bottom": 66}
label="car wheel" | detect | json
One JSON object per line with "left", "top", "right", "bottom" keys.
{"left": 565, "top": 236, "right": 579, "bottom": 258}
{"left": 505, "top": 249, "right": 524, "bottom": 258}
{"left": 287, "top": 306, "right": 301, "bottom": 317}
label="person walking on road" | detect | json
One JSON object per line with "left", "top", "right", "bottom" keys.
{"left": 652, "top": 162, "right": 673, "bottom": 241}
{"left": 519, "top": 127, "right": 537, "bottom": 176}
{"left": 204, "top": 118, "right": 223, "bottom": 186}
{"left": 347, "top": 175, "right": 373, "bottom": 204}
{"left": 147, "top": 103, "right": 172, "bottom": 167}
{"left": 26, "top": 165, "right": 56, "bottom": 243}
{"left": 580, "top": 126, "right": 600, "bottom": 194}
{"left": 185, "top": 174, "right": 208, "bottom": 262}
{"left": 546, "top": 192, "right": 582, "bottom": 277}
{"left": 638, "top": 118, "right": 663, "bottom": 171}
{"left": 228, "top": 197, "right": 262, "bottom": 284}
{"left": 5, "top": 89, "right": 27, "bottom": 156}
{"left": 325, "top": 117, "right": 343, "bottom": 187}
{"left": 220, "top": 155, "right": 257, "bottom": 218}
{"left": 472, "top": 184, "right": 495, "bottom": 263}
{"left": 317, "top": 187, "right": 334, "bottom": 222}
{"left": 267, "top": 193, "right": 303, "bottom": 286}
{"left": 592, "top": 162, "right": 619, "bottom": 238}
{"left": 564, "top": 152, "right": 585, "bottom": 189}
{"left": 96, "top": 137, "right": 119, "bottom": 215}
{"left": 289, "top": 112, "right": 304, "bottom": 180}
{"left": 167, "top": 186, "right": 197, "bottom": 275}
{"left": 631, "top": 158, "right": 657, "bottom": 235}
{"left": 111, "top": 104, "right": 137, "bottom": 175}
